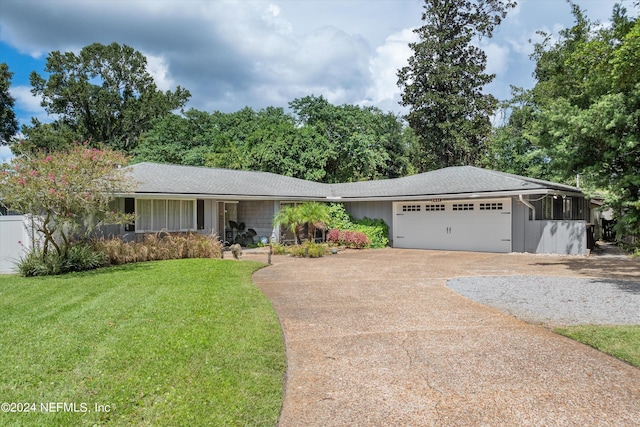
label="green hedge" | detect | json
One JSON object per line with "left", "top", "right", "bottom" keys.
{"left": 327, "top": 203, "right": 389, "bottom": 248}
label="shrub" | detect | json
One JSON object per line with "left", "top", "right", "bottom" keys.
{"left": 352, "top": 217, "right": 389, "bottom": 248}
{"left": 269, "top": 242, "right": 288, "bottom": 255}
{"left": 326, "top": 203, "right": 389, "bottom": 248}
{"left": 93, "top": 232, "right": 223, "bottom": 266}
{"left": 67, "top": 243, "right": 108, "bottom": 271}
{"left": 18, "top": 250, "right": 54, "bottom": 277}
{"left": 327, "top": 203, "right": 353, "bottom": 230}
{"left": 17, "top": 243, "right": 107, "bottom": 277}
{"left": 326, "top": 229, "right": 370, "bottom": 249}
{"left": 286, "top": 242, "right": 328, "bottom": 258}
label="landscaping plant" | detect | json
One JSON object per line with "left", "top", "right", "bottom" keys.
{"left": 273, "top": 202, "right": 330, "bottom": 244}
{"left": 286, "top": 241, "right": 329, "bottom": 258}
{"left": 326, "top": 229, "right": 371, "bottom": 249}
{"left": 0, "top": 143, "right": 136, "bottom": 275}
{"left": 93, "top": 232, "right": 222, "bottom": 265}
{"left": 326, "top": 203, "right": 389, "bottom": 248}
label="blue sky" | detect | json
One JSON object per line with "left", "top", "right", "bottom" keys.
{"left": 1, "top": 0, "right": 637, "bottom": 160}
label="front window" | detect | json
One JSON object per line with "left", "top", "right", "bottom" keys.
{"left": 136, "top": 199, "right": 195, "bottom": 232}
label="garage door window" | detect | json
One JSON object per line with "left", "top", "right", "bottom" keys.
{"left": 402, "top": 205, "right": 421, "bottom": 212}
{"left": 452, "top": 203, "right": 474, "bottom": 211}
{"left": 479, "top": 202, "right": 503, "bottom": 211}
{"left": 425, "top": 204, "right": 445, "bottom": 211}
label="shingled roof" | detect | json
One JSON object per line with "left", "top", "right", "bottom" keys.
{"left": 126, "top": 162, "right": 582, "bottom": 200}
{"left": 128, "top": 162, "right": 328, "bottom": 199}
{"left": 330, "top": 166, "right": 581, "bottom": 199}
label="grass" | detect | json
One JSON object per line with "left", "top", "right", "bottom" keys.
{"left": 0, "top": 258, "right": 285, "bottom": 426}
{"left": 554, "top": 325, "right": 640, "bottom": 368}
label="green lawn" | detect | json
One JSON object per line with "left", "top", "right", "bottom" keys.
{"left": 0, "top": 259, "right": 285, "bottom": 426}
{"left": 554, "top": 325, "right": 640, "bottom": 368}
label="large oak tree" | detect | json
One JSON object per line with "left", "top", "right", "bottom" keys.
{"left": 27, "top": 42, "right": 190, "bottom": 152}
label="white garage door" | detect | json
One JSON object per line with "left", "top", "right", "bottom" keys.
{"left": 393, "top": 198, "right": 512, "bottom": 253}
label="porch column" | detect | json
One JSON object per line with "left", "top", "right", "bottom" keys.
{"left": 272, "top": 201, "right": 281, "bottom": 243}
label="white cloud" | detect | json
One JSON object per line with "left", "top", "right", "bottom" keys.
{"left": 481, "top": 41, "right": 510, "bottom": 76}
{"left": 11, "top": 86, "right": 42, "bottom": 113}
{"left": 143, "top": 54, "right": 175, "bottom": 92}
{"left": 366, "top": 28, "right": 416, "bottom": 106}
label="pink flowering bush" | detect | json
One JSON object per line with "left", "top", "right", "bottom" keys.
{"left": 0, "top": 143, "right": 135, "bottom": 275}
{"left": 326, "top": 229, "right": 370, "bottom": 249}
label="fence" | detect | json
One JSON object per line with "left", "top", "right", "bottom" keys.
{"left": 0, "top": 215, "right": 33, "bottom": 274}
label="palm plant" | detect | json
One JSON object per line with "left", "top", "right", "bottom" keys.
{"left": 273, "top": 205, "right": 303, "bottom": 244}
{"left": 273, "top": 202, "right": 330, "bottom": 244}
{"left": 297, "top": 202, "right": 330, "bottom": 242}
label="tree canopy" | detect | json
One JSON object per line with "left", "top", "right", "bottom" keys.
{"left": 0, "top": 63, "right": 18, "bottom": 145}
{"left": 135, "top": 95, "right": 416, "bottom": 183}
{"left": 490, "top": 2, "right": 640, "bottom": 242}
{"left": 397, "top": 0, "right": 516, "bottom": 171}
{"left": 24, "top": 42, "right": 190, "bottom": 152}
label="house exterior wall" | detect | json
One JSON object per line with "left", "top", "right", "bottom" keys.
{"left": 106, "top": 197, "right": 218, "bottom": 241}
{"left": 512, "top": 197, "right": 527, "bottom": 253}
{"left": 107, "top": 194, "right": 588, "bottom": 254}
{"left": 343, "top": 201, "right": 394, "bottom": 243}
{"left": 95, "top": 198, "right": 126, "bottom": 240}
{"left": 522, "top": 220, "right": 587, "bottom": 255}
{"left": 512, "top": 195, "right": 588, "bottom": 255}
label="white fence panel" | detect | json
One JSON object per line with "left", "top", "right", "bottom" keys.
{"left": 0, "top": 216, "right": 32, "bottom": 274}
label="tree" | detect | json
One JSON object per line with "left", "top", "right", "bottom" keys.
{"left": 482, "top": 89, "right": 555, "bottom": 181}
{"left": 397, "top": 0, "right": 516, "bottom": 171}
{"left": 273, "top": 205, "right": 304, "bottom": 244}
{"left": 524, "top": 3, "right": 640, "bottom": 242}
{"left": 297, "top": 202, "right": 331, "bottom": 242}
{"left": 138, "top": 98, "right": 413, "bottom": 183}
{"left": 14, "top": 120, "right": 78, "bottom": 155}
{"left": 0, "top": 63, "right": 19, "bottom": 144}
{"left": 0, "top": 144, "right": 135, "bottom": 262}
{"left": 135, "top": 109, "right": 214, "bottom": 166}
{"left": 290, "top": 95, "right": 412, "bottom": 182}
{"left": 28, "top": 42, "right": 190, "bottom": 152}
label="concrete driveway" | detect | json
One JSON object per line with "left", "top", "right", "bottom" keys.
{"left": 249, "top": 248, "right": 640, "bottom": 426}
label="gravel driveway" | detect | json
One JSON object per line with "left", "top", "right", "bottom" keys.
{"left": 447, "top": 276, "right": 640, "bottom": 326}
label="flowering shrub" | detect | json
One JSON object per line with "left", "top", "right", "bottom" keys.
{"left": 326, "top": 203, "right": 389, "bottom": 248}
{"left": 326, "top": 229, "right": 370, "bottom": 249}
{"left": 0, "top": 142, "right": 135, "bottom": 274}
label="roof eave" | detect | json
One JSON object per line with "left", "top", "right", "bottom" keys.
{"left": 334, "top": 188, "right": 585, "bottom": 202}
{"left": 115, "top": 187, "right": 584, "bottom": 202}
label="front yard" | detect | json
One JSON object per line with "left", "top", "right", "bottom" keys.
{"left": 554, "top": 325, "right": 640, "bottom": 368}
{"left": 0, "top": 259, "right": 285, "bottom": 426}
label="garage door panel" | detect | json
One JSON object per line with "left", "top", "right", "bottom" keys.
{"left": 394, "top": 199, "right": 511, "bottom": 253}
